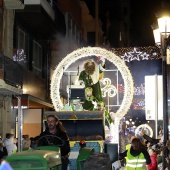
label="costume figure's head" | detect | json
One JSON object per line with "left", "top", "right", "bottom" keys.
{"left": 84, "top": 59, "right": 95, "bottom": 75}
{"left": 97, "top": 101, "right": 105, "bottom": 111}
{"left": 85, "top": 87, "right": 93, "bottom": 98}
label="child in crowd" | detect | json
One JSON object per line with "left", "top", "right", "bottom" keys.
{"left": 148, "top": 148, "right": 158, "bottom": 170}
{"left": 22, "top": 134, "right": 31, "bottom": 150}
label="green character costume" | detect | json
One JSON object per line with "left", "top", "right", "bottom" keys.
{"left": 82, "top": 87, "right": 97, "bottom": 110}
{"left": 79, "top": 59, "right": 105, "bottom": 110}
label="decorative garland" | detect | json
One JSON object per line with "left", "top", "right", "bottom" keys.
{"left": 51, "top": 47, "right": 134, "bottom": 120}
{"left": 110, "top": 46, "right": 161, "bottom": 62}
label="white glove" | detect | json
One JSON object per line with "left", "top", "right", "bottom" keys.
{"left": 97, "top": 56, "right": 105, "bottom": 63}
{"left": 92, "top": 101, "right": 98, "bottom": 109}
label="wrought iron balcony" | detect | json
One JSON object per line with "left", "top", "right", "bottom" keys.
{"left": 0, "top": 53, "right": 23, "bottom": 91}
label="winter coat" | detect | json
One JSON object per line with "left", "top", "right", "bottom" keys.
{"left": 148, "top": 153, "right": 158, "bottom": 170}
{"left": 39, "top": 128, "right": 70, "bottom": 157}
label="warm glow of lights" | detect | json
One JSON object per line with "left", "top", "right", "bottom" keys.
{"left": 158, "top": 17, "right": 170, "bottom": 33}
{"left": 135, "top": 124, "right": 153, "bottom": 137}
{"left": 23, "top": 88, "right": 27, "bottom": 93}
{"left": 51, "top": 47, "right": 134, "bottom": 120}
{"left": 14, "top": 106, "right": 28, "bottom": 109}
{"left": 153, "top": 28, "right": 161, "bottom": 45}
{"left": 110, "top": 46, "right": 161, "bottom": 61}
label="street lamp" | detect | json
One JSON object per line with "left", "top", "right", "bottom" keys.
{"left": 152, "top": 13, "right": 170, "bottom": 169}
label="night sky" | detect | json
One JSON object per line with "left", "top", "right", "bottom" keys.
{"left": 83, "top": 0, "right": 164, "bottom": 127}
{"left": 84, "top": 0, "right": 163, "bottom": 47}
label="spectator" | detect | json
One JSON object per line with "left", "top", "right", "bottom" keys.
{"left": 4, "top": 133, "right": 17, "bottom": 156}
{"left": 0, "top": 134, "right": 3, "bottom": 152}
{"left": 148, "top": 148, "right": 158, "bottom": 170}
{"left": 22, "top": 135, "right": 31, "bottom": 150}
{"left": 0, "top": 160, "right": 13, "bottom": 170}
{"left": 0, "top": 134, "right": 7, "bottom": 160}
{"left": 145, "top": 140, "right": 153, "bottom": 151}
{"left": 119, "top": 138, "right": 151, "bottom": 169}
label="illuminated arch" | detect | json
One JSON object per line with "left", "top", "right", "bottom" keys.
{"left": 135, "top": 124, "right": 153, "bottom": 137}
{"left": 51, "top": 47, "right": 134, "bottom": 120}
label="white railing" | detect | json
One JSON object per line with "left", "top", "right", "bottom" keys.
{"left": 4, "top": 0, "right": 25, "bottom": 9}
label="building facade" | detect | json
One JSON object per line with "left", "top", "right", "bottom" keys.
{"left": 0, "top": 0, "right": 103, "bottom": 139}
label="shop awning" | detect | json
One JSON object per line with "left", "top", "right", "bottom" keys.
{"left": 13, "top": 94, "right": 53, "bottom": 109}
{"left": 0, "top": 79, "right": 23, "bottom": 95}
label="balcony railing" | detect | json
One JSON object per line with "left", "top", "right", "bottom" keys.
{"left": 0, "top": 53, "right": 23, "bottom": 88}
{"left": 24, "top": 0, "right": 55, "bottom": 21}
{"left": 3, "top": 0, "right": 25, "bottom": 9}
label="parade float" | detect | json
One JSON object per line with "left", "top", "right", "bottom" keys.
{"left": 45, "top": 46, "right": 134, "bottom": 169}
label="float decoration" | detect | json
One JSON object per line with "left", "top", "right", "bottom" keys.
{"left": 51, "top": 47, "right": 134, "bottom": 121}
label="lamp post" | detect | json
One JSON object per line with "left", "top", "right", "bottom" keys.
{"left": 152, "top": 14, "right": 170, "bottom": 169}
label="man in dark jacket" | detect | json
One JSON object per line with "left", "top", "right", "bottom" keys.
{"left": 38, "top": 115, "right": 70, "bottom": 170}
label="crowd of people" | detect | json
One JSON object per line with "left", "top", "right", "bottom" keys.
{"left": 0, "top": 133, "right": 32, "bottom": 160}
{"left": 1, "top": 116, "right": 170, "bottom": 170}
{"left": 119, "top": 128, "right": 170, "bottom": 170}
{"left": 0, "top": 115, "right": 70, "bottom": 170}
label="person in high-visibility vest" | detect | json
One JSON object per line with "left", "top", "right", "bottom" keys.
{"left": 126, "top": 135, "right": 136, "bottom": 150}
{"left": 119, "top": 138, "right": 151, "bottom": 170}
{"left": 124, "top": 135, "right": 137, "bottom": 166}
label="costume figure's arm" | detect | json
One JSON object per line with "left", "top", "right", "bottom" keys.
{"left": 78, "top": 71, "right": 85, "bottom": 81}
{"left": 98, "top": 56, "right": 106, "bottom": 72}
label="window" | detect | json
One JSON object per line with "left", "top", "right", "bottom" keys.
{"left": 13, "top": 27, "right": 29, "bottom": 68}
{"left": 32, "top": 41, "right": 42, "bottom": 76}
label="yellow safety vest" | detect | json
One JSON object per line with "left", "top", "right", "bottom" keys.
{"left": 126, "top": 144, "right": 131, "bottom": 150}
{"left": 126, "top": 148, "right": 146, "bottom": 170}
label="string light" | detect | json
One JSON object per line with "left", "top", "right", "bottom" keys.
{"left": 51, "top": 47, "right": 134, "bottom": 121}
{"left": 110, "top": 46, "right": 161, "bottom": 62}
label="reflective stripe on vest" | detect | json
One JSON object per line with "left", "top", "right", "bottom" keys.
{"left": 126, "top": 148, "right": 146, "bottom": 170}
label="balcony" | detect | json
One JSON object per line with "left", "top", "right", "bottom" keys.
{"left": 15, "top": 0, "right": 65, "bottom": 40}
{"left": 4, "top": 0, "right": 25, "bottom": 9}
{"left": 0, "top": 54, "right": 23, "bottom": 95}
{"left": 24, "top": 0, "right": 55, "bottom": 21}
